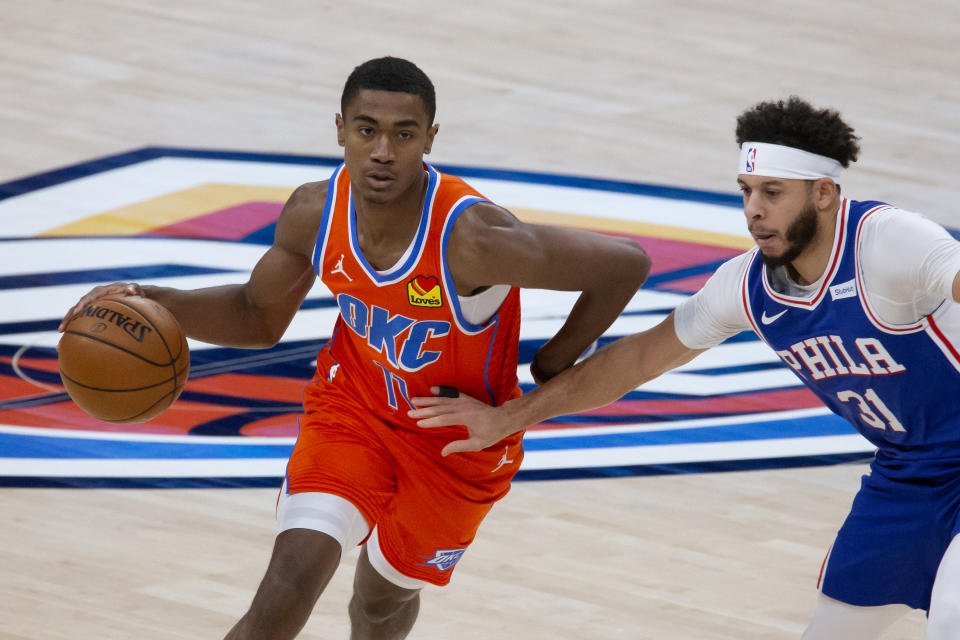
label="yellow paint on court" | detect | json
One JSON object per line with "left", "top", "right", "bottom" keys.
{"left": 36, "top": 182, "right": 753, "bottom": 250}
{"left": 510, "top": 208, "right": 754, "bottom": 249}
{"left": 39, "top": 184, "right": 295, "bottom": 236}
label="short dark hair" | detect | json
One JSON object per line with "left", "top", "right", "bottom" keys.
{"left": 735, "top": 96, "right": 861, "bottom": 167}
{"left": 341, "top": 57, "right": 436, "bottom": 124}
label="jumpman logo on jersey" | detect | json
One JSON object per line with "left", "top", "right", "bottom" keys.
{"left": 491, "top": 445, "right": 514, "bottom": 473}
{"left": 330, "top": 254, "right": 353, "bottom": 281}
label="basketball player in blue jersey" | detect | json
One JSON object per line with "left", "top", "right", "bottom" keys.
{"left": 411, "top": 96, "right": 960, "bottom": 638}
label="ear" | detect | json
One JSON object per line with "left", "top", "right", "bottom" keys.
{"left": 813, "top": 177, "right": 839, "bottom": 210}
{"left": 423, "top": 123, "right": 439, "bottom": 155}
{"left": 335, "top": 113, "right": 345, "bottom": 147}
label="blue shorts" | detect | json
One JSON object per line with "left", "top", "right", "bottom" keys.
{"left": 820, "top": 452, "right": 960, "bottom": 610}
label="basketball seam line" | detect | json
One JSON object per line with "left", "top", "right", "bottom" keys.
{"left": 58, "top": 365, "right": 189, "bottom": 393}
{"left": 120, "top": 387, "right": 180, "bottom": 423}
{"left": 60, "top": 330, "right": 177, "bottom": 367}
{"left": 108, "top": 297, "right": 187, "bottom": 395}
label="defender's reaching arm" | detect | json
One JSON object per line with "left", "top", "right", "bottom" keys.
{"left": 410, "top": 312, "right": 704, "bottom": 456}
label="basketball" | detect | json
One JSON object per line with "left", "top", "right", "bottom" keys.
{"left": 58, "top": 296, "right": 190, "bottom": 424}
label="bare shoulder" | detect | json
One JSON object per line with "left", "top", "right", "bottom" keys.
{"left": 274, "top": 180, "right": 329, "bottom": 258}
{"left": 452, "top": 200, "right": 519, "bottom": 233}
{"left": 448, "top": 200, "right": 525, "bottom": 254}
{"left": 281, "top": 180, "right": 329, "bottom": 223}
{"left": 444, "top": 201, "right": 522, "bottom": 293}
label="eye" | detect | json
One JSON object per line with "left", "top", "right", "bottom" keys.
{"left": 358, "top": 127, "right": 374, "bottom": 136}
{"left": 765, "top": 190, "right": 780, "bottom": 198}
{"left": 397, "top": 131, "right": 413, "bottom": 140}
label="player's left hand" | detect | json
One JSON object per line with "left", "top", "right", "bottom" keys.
{"left": 409, "top": 388, "right": 520, "bottom": 456}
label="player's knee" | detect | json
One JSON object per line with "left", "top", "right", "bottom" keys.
{"left": 244, "top": 531, "right": 341, "bottom": 628}
{"left": 247, "top": 571, "right": 318, "bottom": 624}
{"left": 349, "top": 585, "right": 420, "bottom": 625}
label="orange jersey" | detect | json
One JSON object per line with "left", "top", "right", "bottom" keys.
{"left": 309, "top": 163, "right": 522, "bottom": 432}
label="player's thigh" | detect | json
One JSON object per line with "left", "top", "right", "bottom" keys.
{"left": 277, "top": 480, "right": 372, "bottom": 551}
{"left": 371, "top": 431, "right": 522, "bottom": 587}
{"left": 820, "top": 466, "right": 947, "bottom": 610}
{"left": 285, "top": 409, "right": 397, "bottom": 532}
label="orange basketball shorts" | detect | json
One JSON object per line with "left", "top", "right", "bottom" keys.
{"left": 285, "top": 360, "right": 524, "bottom": 586}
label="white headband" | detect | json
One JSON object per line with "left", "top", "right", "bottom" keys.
{"left": 738, "top": 141, "right": 844, "bottom": 180}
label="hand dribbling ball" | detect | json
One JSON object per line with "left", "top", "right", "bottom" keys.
{"left": 58, "top": 296, "right": 190, "bottom": 423}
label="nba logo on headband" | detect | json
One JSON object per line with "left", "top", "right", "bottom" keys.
{"left": 738, "top": 142, "right": 844, "bottom": 180}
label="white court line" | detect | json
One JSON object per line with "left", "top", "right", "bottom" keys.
{"left": 1, "top": 406, "right": 838, "bottom": 444}
{"left": 0, "top": 432, "right": 875, "bottom": 477}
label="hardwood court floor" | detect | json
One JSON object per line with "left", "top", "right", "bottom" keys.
{"left": 0, "top": 464, "right": 927, "bottom": 639}
{"left": 1, "top": 1, "right": 956, "bottom": 638}
{"left": 1, "top": 1, "right": 958, "bottom": 226}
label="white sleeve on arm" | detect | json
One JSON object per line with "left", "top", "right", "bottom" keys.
{"left": 859, "top": 209, "right": 960, "bottom": 321}
{"left": 673, "top": 252, "right": 754, "bottom": 349}
{"left": 920, "top": 221, "right": 960, "bottom": 302}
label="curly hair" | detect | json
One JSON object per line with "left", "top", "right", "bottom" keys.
{"left": 735, "top": 96, "right": 861, "bottom": 167}
{"left": 341, "top": 57, "right": 436, "bottom": 124}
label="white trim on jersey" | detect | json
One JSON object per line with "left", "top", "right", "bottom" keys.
{"left": 760, "top": 199, "right": 850, "bottom": 309}
{"left": 740, "top": 248, "right": 768, "bottom": 345}
{"left": 439, "top": 194, "right": 502, "bottom": 336}
{"left": 926, "top": 304, "right": 960, "bottom": 374}
{"left": 312, "top": 164, "right": 344, "bottom": 276}
{"left": 345, "top": 165, "right": 439, "bottom": 287}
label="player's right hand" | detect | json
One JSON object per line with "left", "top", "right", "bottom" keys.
{"left": 58, "top": 282, "right": 145, "bottom": 332}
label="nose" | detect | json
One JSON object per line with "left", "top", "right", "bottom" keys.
{"left": 743, "top": 192, "right": 764, "bottom": 221}
{"left": 370, "top": 133, "right": 393, "bottom": 163}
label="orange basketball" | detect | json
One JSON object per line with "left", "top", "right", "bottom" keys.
{"left": 58, "top": 296, "right": 190, "bottom": 424}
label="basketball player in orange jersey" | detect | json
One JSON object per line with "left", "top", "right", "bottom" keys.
{"left": 58, "top": 56, "right": 651, "bottom": 639}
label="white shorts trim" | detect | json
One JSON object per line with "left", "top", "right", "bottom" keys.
{"left": 276, "top": 481, "right": 370, "bottom": 552}
{"left": 366, "top": 525, "right": 428, "bottom": 591}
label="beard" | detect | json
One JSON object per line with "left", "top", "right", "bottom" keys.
{"left": 759, "top": 200, "right": 819, "bottom": 270}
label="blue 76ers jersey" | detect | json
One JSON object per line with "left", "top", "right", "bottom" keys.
{"left": 743, "top": 199, "right": 960, "bottom": 458}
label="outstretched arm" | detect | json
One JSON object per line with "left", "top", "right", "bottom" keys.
{"left": 448, "top": 202, "right": 651, "bottom": 380}
{"left": 410, "top": 312, "right": 705, "bottom": 455}
{"left": 58, "top": 182, "right": 326, "bottom": 348}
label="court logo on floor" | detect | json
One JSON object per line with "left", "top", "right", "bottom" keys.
{"left": 0, "top": 148, "right": 877, "bottom": 487}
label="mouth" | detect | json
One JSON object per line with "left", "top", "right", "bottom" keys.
{"left": 751, "top": 229, "right": 777, "bottom": 246}
{"left": 365, "top": 171, "right": 396, "bottom": 190}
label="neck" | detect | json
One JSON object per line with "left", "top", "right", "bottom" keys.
{"left": 787, "top": 196, "right": 842, "bottom": 286}
{"left": 355, "top": 170, "right": 427, "bottom": 244}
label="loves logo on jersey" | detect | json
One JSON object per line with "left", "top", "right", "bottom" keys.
{"left": 408, "top": 275, "right": 442, "bottom": 308}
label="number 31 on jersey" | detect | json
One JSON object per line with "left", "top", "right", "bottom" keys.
{"left": 837, "top": 387, "right": 906, "bottom": 432}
